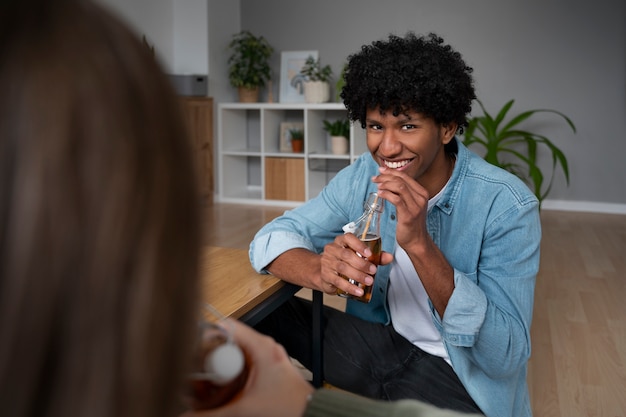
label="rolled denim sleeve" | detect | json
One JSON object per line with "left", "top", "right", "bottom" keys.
{"left": 249, "top": 230, "right": 317, "bottom": 274}
{"left": 435, "top": 270, "right": 488, "bottom": 346}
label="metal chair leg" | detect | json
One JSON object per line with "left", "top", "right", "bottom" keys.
{"left": 311, "top": 290, "right": 324, "bottom": 387}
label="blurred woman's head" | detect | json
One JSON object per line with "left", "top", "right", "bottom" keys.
{"left": 0, "top": 2, "right": 201, "bottom": 417}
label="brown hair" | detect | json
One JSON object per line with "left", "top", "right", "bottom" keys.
{"left": 0, "top": 2, "right": 201, "bottom": 417}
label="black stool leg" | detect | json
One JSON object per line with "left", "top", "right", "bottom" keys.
{"left": 311, "top": 290, "right": 324, "bottom": 387}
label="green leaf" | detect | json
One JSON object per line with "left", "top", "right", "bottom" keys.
{"left": 462, "top": 99, "right": 576, "bottom": 205}
{"left": 227, "top": 30, "right": 274, "bottom": 88}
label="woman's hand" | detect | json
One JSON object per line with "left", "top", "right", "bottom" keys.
{"left": 181, "top": 320, "right": 314, "bottom": 417}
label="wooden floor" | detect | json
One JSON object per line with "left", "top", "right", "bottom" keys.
{"left": 203, "top": 202, "right": 626, "bottom": 417}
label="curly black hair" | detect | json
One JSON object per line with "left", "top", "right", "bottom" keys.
{"left": 341, "top": 32, "right": 476, "bottom": 134}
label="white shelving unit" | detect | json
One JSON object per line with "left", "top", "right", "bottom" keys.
{"left": 217, "top": 102, "right": 367, "bottom": 205}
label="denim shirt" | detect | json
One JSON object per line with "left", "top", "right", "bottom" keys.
{"left": 250, "top": 138, "right": 541, "bottom": 417}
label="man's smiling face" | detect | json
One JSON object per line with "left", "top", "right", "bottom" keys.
{"left": 365, "top": 107, "right": 456, "bottom": 195}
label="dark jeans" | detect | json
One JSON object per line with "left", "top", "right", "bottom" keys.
{"left": 255, "top": 296, "right": 483, "bottom": 414}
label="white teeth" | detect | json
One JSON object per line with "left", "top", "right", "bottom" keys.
{"left": 384, "top": 159, "right": 410, "bottom": 169}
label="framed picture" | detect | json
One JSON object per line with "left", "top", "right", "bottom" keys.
{"left": 279, "top": 121, "right": 304, "bottom": 152}
{"left": 280, "top": 50, "right": 318, "bottom": 103}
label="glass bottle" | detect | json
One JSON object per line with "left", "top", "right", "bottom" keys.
{"left": 336, "top": 192, "right": 383, "bottom": 303}
{"left": 187, "top": 307, "right": 249, "bottom": 410}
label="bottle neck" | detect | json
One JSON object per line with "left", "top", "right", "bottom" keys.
{"left": 355, "top": 208, "right": 380, "bottom": 239}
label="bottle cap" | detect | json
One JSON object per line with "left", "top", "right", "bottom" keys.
{"left": 342, "top": 222, "right": 356, "bottom": 234}
{"left": 203, "top": 343, "right": 245, "bottom": 385}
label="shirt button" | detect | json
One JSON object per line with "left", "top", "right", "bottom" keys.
{"left": 390, "top": 214, "right": 396, "bottom": 220}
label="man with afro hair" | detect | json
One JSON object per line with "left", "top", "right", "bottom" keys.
{"left": 251, "top": 32, "right": 540, "bottom": 417}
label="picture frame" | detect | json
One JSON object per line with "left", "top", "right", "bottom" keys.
{"left": 279, "top": 50, "right": 318, "bottom": 103}
{"left": 279, "top": 121, "right": 304, "bottom": 152}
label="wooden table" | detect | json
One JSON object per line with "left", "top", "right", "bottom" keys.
{"left": 200, "top": 246, "right": 299, "bottom": 325}
{"left": 200, "top": 246, "right": 324, "bottom": 387}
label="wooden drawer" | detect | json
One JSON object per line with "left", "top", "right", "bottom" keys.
{"left": 264, "top": 157, "right": 305, "bottom": 201}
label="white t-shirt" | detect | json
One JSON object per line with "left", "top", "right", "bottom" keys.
{"left": 388, "top": 181, "right": 451, "bottom": 365}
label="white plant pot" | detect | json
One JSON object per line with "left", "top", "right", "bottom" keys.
{"left": 304, "top": 81, "right": 330, "bottom": 103}
{"left": 331, "top": 135, "right": 349, "bottom": 155}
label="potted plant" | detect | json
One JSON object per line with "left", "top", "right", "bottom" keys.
{"left": 289, "top": 128, "right": 304, "bottom": 153}
{"left": 323, "top": 119, "right": 350, "bottom": 154}
{"left": 227, "top": 30, "right": 274, "bottom": 102}
{"left": 462, "top": 99, "right": 576, "bottom": 206}
{"left": 300, "top": 56, "right": 332, "bottom": 103}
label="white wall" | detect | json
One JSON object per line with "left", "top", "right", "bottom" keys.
{"left": 95, "top": 0, "right": 174, "bottom": 70}
{"left": 173, "top": 0, "right": 208, "bottom": 75}
{"left": 95, "top": 0, "right": 208, "bottom": 75}
{"left": 208, "top": 0, "right": 241, "bottom": 101}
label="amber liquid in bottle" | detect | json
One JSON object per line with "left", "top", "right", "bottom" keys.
{"left": 336, "top": 192, "right": 383, "bottom": 304}
{"left": 336, "top": 234, "right": 382, "bottom": 303}
{"left": 187, "top": 323, "right": 249, "bottom": 410}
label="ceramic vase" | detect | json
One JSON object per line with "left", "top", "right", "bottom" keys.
{"left": 331, "top": 135, "right": 348, "bottom": 155}
{"left": 303, "top": 81, "right": 329, "bottom": 103}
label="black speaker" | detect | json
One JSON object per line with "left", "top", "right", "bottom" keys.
{"left": 169, "top": 74, "right": 208, "bottom": 96}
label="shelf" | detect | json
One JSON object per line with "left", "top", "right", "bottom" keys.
{"left": 218, "top": 102, "right": 364, "bottom": 205}
{"left": 308, "top": 152, "right": 351, "bottom": 160}
{"left": 220, "top": 102, "right": 347, "bottom": 110}
{"left": 222, "top": 149, "right": 262, "bottom": 155}
{"left": 264, "top": 151, "right": 306, "bottom": 158}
